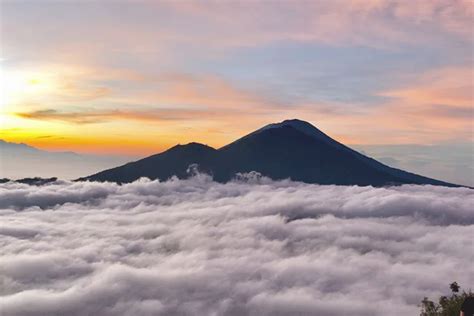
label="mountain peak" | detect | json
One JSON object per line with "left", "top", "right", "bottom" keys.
{"left": 254, "top": 118, "right": 332, "bottom": 143}
{"left": 281, "top": 118, "right": 312, "bottom": 125}
{"left": 263, "top": 118, "right": 317, "bottom": 129}
{"left": 0, "top": 139, "right": 41, "bottom": 152}
{"left": 166, "top": 142, "right": 216, "bottom": 154}
{"left": 174, "top": 142, "right": 212, "bottom": 148}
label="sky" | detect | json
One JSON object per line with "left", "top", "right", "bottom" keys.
{"left": 0, "top": 0, "right": 473, "bottom": 156}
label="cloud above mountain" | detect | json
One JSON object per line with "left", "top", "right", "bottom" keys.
{"left": 2, "top": 0, "right": 473, "bottom": 154}
{"left": 1, "top": 176, "right": 472, "bottom": 316}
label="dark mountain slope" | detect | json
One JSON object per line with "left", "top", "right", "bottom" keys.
{"left": 237, "top": 119, "right": 452, "bottom": 186}
{"left": 215, "top": 125, "right": 441, "bottom": 185}
{"left": 82, "top": 120, "right": 457, "bottom": 187}
{"left": 79, "top": 143, "right": 217, "bottom": 183}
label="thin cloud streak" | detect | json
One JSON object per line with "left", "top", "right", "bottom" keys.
{"left": 167, "top": 0, "right": 473, "bottom": 46}
{"left": 15, "top": 109, "right": 206, "bottom": 125}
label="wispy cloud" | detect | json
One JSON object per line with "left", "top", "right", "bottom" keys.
{"left": 16, "top": 108, "right": 206, "bottom": 124}
{"left": 294, "top": 66, "right": 474, "bottom": 144}
{"left": 162, "top": 0, "right": 473, "bottom": 47}
{"left": 380, "top": 67, "right": 473, "bottom": 108}
{"left": 1, "top": 0, "right": 472, "bottom": 153}
{"left": 13, "top": 71, "right": 278, "bottom": 124}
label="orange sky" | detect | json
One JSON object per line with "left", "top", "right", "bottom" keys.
{"left": 1, "top": 1, "right": 472, "bottom": 155}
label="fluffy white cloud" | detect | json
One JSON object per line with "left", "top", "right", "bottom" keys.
{"left": 0, "top": 176, "right": 473, "bottom": 316}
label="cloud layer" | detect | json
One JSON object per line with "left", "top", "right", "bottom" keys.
{"left": 0, "top": 176, "right": 473, "bottom": 316}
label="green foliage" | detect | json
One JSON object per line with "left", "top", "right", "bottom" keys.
{"left": 420, "top": 282, "right": 473, "bottom": 316}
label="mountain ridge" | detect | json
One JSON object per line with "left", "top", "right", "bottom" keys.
{"left": 0, "top": 139, "right": 130, "bottom": 180}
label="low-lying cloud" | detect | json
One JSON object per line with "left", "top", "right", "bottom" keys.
{"left": 0, "top": 175, "right": 473, "bottom": 316}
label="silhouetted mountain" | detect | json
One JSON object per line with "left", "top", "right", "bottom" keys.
{"left": 81, "top": 119, "right": 457, "bottom": 187}
{"left": 353, "top": 143, "right": 474, "bottom": 187}
{"left": 0, "top": 139, "right": 130, "bottom": 180}
{"left": 82, "top": 142, "right": 217, "bottom": 183}
{"left": 16, "top": 177, "right": 58, "bottom": 185}
{"left": 0, "top": 177, "right": 58, "bottom": 185}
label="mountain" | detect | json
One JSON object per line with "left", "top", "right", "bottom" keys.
{"left": 0, "top": 140, "right": 130, "bottom": 180}
{"left": 81, "top": 119, "right": 457, "bottom": 187}
{"left": 79, "top": 142, "right": 218, "bottom": 183}
{"left": 0, "top": 177, "right": 58, "bottom": 185}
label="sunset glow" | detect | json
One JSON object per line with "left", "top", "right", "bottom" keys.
{"left": 1, "top": 1, "right": 472, "bottom": 155}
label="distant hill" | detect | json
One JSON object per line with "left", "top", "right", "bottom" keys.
{"left": 0, "top": 140, "right": 130, "bottom": 180}
{"left": 0, "top": 177, "right": 58, "bottom": 185}
{"left": 81, "top": 119, "right": 457, "bottom": 187}
{"left": 354, "top": 143, "right": 473, "bottom": 187}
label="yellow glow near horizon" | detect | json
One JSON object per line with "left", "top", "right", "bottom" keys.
{"left": 0, "top": 66, "right": 41, "bottom": 140}
{"left": 0, "top": 64, "right": 78, "bottom": 147}
{"left": 0, "top": 66, "right": 57, "bottom": 111}
{"left": 1, "top": 59, "right": 472, "bottom": 156}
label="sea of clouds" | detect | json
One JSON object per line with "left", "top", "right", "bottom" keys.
{"left": 0, "top": 174, "right": 473, "bottom": 316}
